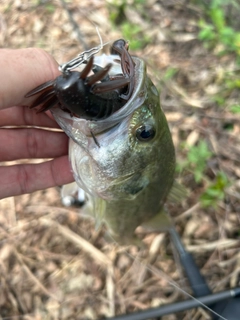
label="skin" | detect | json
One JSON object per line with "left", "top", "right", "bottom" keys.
{"left": 0, "top": 48, "right": 74, "bottom": 199}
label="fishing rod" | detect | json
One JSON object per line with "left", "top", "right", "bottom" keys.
{"left": 104, "top": 228, "right": 240, "bottom": 320}
{"left": 105, "top": 287, "right": 240, "bottom": 320}
{"left": 169, "top": 228, "right": 240, "bottom": 320}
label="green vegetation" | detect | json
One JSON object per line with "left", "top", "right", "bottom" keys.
{"left": 230, "top": 104, "right": 240, "bottom": 113}
{"left": 107, "top": 0, "right": 151, "bottom": 50}
{"left": 197, "top": 0, "right": 240, "bottom": 115}
{"left": 120, "top": 22, "right": 150, "bottom": 50}
{"left": 186, "top": 140, "right": 213, "bottom": 183}
{"left": 45, "top": 3, "right": 55, "bottom": 13}
{"left": 177, "top": 140, "right": 229, "bottom": 208}
{"left": 211, "top": 68, "right": 240, "bottom": 108}
{"left": 177, "top": 140, "right": 213, "bottom": 183}
{"left": 198, "top": 0, "right": 240, "bottom": 59}
{"left": 163, "top": 67, "right": 178, "bottom": 81}
{"left": 200, "top": 172, "right": 230, "bottom": 208}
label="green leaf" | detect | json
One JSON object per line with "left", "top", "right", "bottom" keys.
{"left": 45, "top": 4, "right": 55, "bottom": 13}
{"left": 219, "top": 27, "right": 236, "bottom": 48}
{"left": 194, "top": 170, "right": 203, "bottom": 183}
{"left": 200, "top": 172, "right": 229, "bottom": 208}
{"left": 186, "top": 140, "right": 213, "bottom": 183}
{"left": 120, "top": 22, "right": 150, "bottom": 50}
{"left": 209, "top": 7, "right": 225, "bottom": 31}
{"left": 198, "top": 24, "right": 215, "bottom": 41}
{"left": 230, "top": 105, "right": 240, "bottom": 113}
{"left": 164, "top": 68, "right": 178, "bottom": 80}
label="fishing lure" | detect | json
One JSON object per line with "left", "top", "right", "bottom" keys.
{"left": 26, "top": 39, "right": 135, "bottom": 120}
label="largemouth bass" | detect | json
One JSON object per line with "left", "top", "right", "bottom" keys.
{"left": 27, "top": 40, "right": 176, "bottom": 243}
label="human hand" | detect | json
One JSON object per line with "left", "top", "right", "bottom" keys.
{"left": 0, "top": 48, "right": 74, "bottom": 199}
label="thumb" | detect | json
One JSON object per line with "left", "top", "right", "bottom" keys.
{"left": 0, "top": 48, "right": 60, "bottom": 109}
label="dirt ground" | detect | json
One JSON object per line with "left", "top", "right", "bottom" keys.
{"left": 0, "top": 1, "right": 240, "bottom": 319}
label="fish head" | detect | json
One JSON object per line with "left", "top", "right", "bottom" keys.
{"left": 52, "top": 56, "right": 175, "bottom": 204}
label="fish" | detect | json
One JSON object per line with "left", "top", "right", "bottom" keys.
{"left": 30, "top": 40, "right": 176, "bottom": 243}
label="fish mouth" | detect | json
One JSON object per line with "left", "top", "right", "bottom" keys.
{"left": 51, "top": 57, "right": 146, "bottom": 139}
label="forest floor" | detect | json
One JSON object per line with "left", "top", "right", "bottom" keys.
{"left": 0, "top": 1, "right": 240, "bottom": 319}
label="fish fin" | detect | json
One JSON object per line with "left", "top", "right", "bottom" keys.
{"left": 61, "top": 182, "right": 79, "bottom": 198}
{"left": 141, "top": 208, "right": 172, "bottom": 232}
{"left": 167, "top": 180, "right": 189, "bottom": 204}
{"left": 142, "top": 181, "right": 188, "bottom": 231}
{"left": 104, "top": 228, "right": 143, "bottom": 247}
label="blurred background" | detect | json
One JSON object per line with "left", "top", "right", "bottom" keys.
{"left": 0, "top": 0, "right": 240, "bottom": 319}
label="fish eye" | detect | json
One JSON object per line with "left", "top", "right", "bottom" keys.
{"left": 136, "top": 124, "right": 156, "bottom": 142}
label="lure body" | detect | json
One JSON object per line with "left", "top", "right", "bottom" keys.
{"left": 26, "top": 40, "right": 134, "bottom": 120}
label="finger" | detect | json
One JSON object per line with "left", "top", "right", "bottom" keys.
{"left": 0, "top": 106, "right": 59, "bottom": 128}
{"left": 0, "top": 156, "right": 74, "bottom": 199}
{"left": 0, "top": 48, "right": 60, "bottom": 109}
{"left": 0, "top": 128, "right": 69, "bottom": 161}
